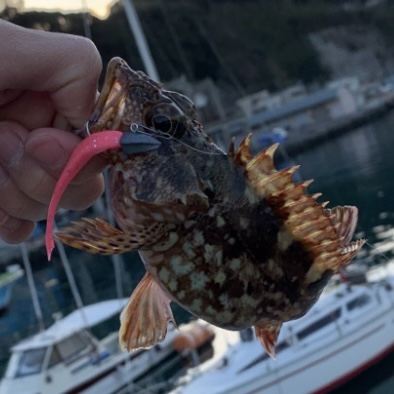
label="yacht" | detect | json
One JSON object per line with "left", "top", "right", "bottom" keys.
{"left": 174, "top": 266, "right": 394, "bottom": 394}
{"left": 0, "top": 299, "right": 215, "bottom": 394}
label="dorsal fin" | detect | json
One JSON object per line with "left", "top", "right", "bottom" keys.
{"left": 239, "top": 138, "right": 364, "bottom": 281}
{"left": 246, "top": 143, "right": 278, "bottom": 175}
{"left": 229, "top": 133, "right": 253, "bottom": 166}
{"left": 326, "top": 206, "right": 358, "bottom": 245}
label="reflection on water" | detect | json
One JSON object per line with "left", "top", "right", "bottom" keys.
{"left": 295, "top": 110, "right": 394, "bottom": 266}
{"left": 295, "top": 111, "right": 394, "bottom": 393}
{"left": 1, "top": 111, "right": 394, "bottom": 390}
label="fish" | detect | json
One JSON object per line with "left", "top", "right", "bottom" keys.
{"left": 45, "top": 57, "right": 365, "bottom": 358}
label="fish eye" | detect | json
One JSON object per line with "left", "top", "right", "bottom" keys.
{"left": 145, "top": 102, "right": 187, "bottom": 139}
{"left": 150, "top": 113, "right": 186, "bottom": 139}
{"left": 152, "top": 114, "right": 173, "bottom": 134}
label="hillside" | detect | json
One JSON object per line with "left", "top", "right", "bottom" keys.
{"left": 2, "top": 0, "right": 394, "bottom": 97}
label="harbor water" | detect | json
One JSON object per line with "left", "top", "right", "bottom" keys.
{"left": 293, "top": 110, "right": 394, "bottom": 394}
{"left": 1, "top": 110, "right": 394, "bottom": 392}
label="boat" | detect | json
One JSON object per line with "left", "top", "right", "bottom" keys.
{"left": 258, "top": 127, "right": 288, "bottom": 149}
{"left": 0, "top": 265, "right": 24, "bottom": 313}
{"left": 0, "top": 298, "right": 215, "bottom": 394}
{"left": 173, "top": 264, "right": 394, "bottom": 394}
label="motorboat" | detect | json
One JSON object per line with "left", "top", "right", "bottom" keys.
{"left": 0, "top": 299, "right": 215, "bottom": 394}
{"left": 173, "top": 265, "right": 394, "bottom": 394}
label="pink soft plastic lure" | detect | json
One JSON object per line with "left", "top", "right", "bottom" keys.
{"left": 45, "top": 131, "right": 123, "bottom": 260}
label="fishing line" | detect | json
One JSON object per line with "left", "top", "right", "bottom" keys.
{"left": 365, "top": 241, "right": 392, "bottom": 263}
{"left": 129, "top": 123, "right": 224, "bottom": 156}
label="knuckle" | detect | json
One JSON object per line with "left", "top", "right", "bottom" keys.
{"left": 73, "top": 36, "right": 102, "bottom": 77}
{"left": 0, "top": 218, "right": 35, "bottom": 244}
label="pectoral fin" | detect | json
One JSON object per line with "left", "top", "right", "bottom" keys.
{"left": 254, "top": 322, "right": 282, "bottom": 359}
{"left": 56, "top": 218, "right": 167, "bottom": 255}
{"left": 119, "top": 272, "right": 176, "bottom": 351}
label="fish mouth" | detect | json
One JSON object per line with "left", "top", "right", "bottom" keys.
{"left": 81, "top": 58, "right": 163, "bottom": 156}
{"left": 87, "top": 57, "right": 129, "bottom": 134}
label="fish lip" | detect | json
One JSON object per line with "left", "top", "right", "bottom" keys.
{"left": 88, "top": 57, "right": 131, "bottom": 134}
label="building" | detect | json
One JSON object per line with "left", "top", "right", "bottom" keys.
{"left": 207, "top": 84, "right": 360, "bottom": 150}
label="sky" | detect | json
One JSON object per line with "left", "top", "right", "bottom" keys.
{"left": 23, "top": 0, "right": 115, "bottom": 18}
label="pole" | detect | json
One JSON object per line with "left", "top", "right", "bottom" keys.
{"left": 122, "top": 0, "right": 159, "bottom": 80}
{"left": 104, "top": 171, "right": 124, "bottom": 299}
{"left": 20, "top": 243, "right": 45, "bottom": 331}
{"left": 55, "top": 238, "right": 92, "bottom": 329}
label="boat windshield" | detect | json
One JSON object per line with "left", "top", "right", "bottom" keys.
{"left": 5, "top": 332, "right": 94, "bottom": 379}
{"left": 55, "top": 331, "right": 93, "bottom": 365}
{"left": 14, "top": 347, "right": 47, "bottom": 377}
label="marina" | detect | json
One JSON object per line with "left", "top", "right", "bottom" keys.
{"left": 173, "top": 263, "right": 394, "bottom": 394}
{"left": 1, "top": 111, "right": 394, "bottom": 392}
{"left": 1, "top": 2, "right": 394, "bottom": 392}
{"left": 0, "top": 299, "right": 214, "bottom": 394}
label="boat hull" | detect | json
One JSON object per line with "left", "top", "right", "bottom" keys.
{"left": 177, "top": 277, "right": 394, "bottom": 394}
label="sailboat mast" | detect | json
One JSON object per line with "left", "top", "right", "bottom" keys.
{"left": 55, "top": 238, "right": 91, "bottom": 327}
{"left": 20, "top": 243, "right": 45, "bottom": 331}
{"left": 122, "top": 0, "right": 159, "bottom": 80}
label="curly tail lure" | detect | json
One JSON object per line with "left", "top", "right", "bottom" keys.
{"left": 45, "top": 128, "right": 162, "bottom": 259}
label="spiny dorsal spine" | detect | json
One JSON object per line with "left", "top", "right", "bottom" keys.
{"left": 231, "top": 135, "right": 365, "bottom": 279}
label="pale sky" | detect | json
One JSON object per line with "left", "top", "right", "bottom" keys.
{"left": 23, "top": 0, "right": 116, "bottom": 18}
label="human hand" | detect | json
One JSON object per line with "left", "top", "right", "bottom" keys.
{"left": 0, "top": 20, "right": 105, "bottom": 243}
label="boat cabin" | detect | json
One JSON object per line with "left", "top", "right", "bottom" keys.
{"left": 4, "top": 329, "right": 102, "bottom": 382}
{"left": 0, "top": 299, "right": 126, "bottom": 394}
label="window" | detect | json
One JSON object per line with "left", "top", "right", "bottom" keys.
{"left": 15, "top": 348, "right": 47, "bottom": 377}
{"left": 56, "top": 333, "right": 91, "bottom": 365}
{"left": 346, "top": 294, "right": 371, "bottom": 311}
{"left": 297, "top": 309, "right": 341, "bottom": 340}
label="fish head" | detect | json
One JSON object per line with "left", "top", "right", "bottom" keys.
{"left": 86, "top": 57, "right": 226, "bottom": 219}
{"left": 87, "top": 57, "right": 217, "bottom": 153}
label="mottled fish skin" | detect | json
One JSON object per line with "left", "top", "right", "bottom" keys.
{"left": 56, "top": 57, "right": 365, "bottom": 356}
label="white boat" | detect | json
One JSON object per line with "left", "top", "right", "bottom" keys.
{"left": 0, "top": 299, "right": 215, "bottom": 394}
{"left": 173, "top": 267, "right": 394, "bottom": 394}
{"left": 0, "top": 265, "right": 24, "bottom": 312}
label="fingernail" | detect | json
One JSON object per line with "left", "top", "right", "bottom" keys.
{"left": 26, "top": 135, "right": 67, "bottom": 169}
{"left": 0, "top": 130, "right": 23, "bottom": 167}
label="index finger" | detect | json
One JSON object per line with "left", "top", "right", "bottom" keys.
{"left": 0, "top": 20, "right": 102, "bottom": 129}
